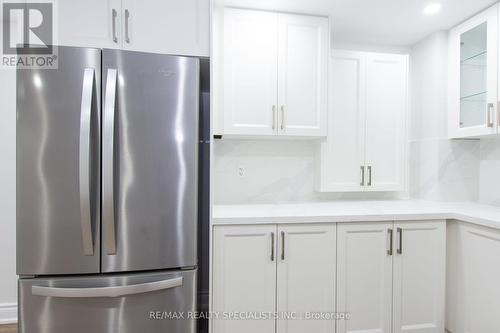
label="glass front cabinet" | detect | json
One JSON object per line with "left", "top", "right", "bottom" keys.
{"left": 449, "top": 4, "right": 499, "bottom": 138}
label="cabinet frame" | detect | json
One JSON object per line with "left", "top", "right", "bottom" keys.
{"left": 216, "top": 8, "right": 329, "bottom": 138}
{"left": 448, "top": 4, "right": 499, "bottom": 138}
{"left": 317, "top": 50, "right": 408, "bottom": 193}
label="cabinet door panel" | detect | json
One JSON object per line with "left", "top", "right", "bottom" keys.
{"left": 57, "top": 0, "right": 121, "bottom": 49}
{"left": 277, "top": 14, "right": 328, "bottom": 137}
{"left": 277, "top": 224, "right": 336, "bottom": 333}
{"left": 459, "top": 224, "right": 500, "bottom": 333}
{"left": 337, "top": 223, "right": 393, "bottom": 333}
{"left": 365, "top": 53, "right": 408, "bottom": 192}
{"left": 121, "top": 0, "right": 209, "bottom": 56}
{"left": 448, "top": 5, "right": 498, "bottom": 138}
{"left": 212, "top": 225, "right": 277, "bottom": 333}
{"left": 393, "top": 221, "right": 446, "bottom": 333}
{"left": 223, "top": 9, "right": 278, "bottom": 136}
{"left": 318, "top": 51, "right": 365, "bottom": 192}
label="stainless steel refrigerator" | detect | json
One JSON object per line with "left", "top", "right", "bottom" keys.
{"left": 17, "top": 46, "right": 199, "bottom": 333}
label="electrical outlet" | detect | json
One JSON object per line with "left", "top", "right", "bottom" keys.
{"left": 237, "top": 166, "right": 246, "bottom": 178}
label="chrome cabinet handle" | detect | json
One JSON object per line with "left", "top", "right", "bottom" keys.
{"left": 125, "top": 9, "right": 130, "bottom": 44}
{"left": 360, "top": 166, "right": 365, "bottom": 186}
{"left": 281, "top": 231, "right": 285, "bottom": 260}
{"left": 387, "top": 229, "right": 393, "bottom": 255}
{"left": 271, "top": 232, "right": 275, "bottom": 261}
{"left": 103, "top": 69, "right": 118, "bottom": 255}
{"left": 272, "top": 106, "right": 276, "bottom": 130}
{"left": 487, "top": 103, "right": 494, "bottom": 128}
{"left": 367, "top": 166, "right": 372, "bottom": 186}
{"left": 397, "top": 227, "right": 403, "bottom": 254}
{"left": 280, "top": 105, "right": 285, "bottom": 130}
{"left": 112, "top": 9, "right": 118, "bottom": 43}
{"left": 32, "top": 277, "right": 183, "bottom": 298}
{"left": 79, "top": 68, "right": 95, "bottom": 256}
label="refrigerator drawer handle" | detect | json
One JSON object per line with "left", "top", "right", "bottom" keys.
{"left": 32, "top": 277, "right": 183, "bottom": 298}
{"left": 103, "top": 69, "right": 118, "bottom": 255}
{"left": 79, "top": 68, "right": 95, "bottom": 256}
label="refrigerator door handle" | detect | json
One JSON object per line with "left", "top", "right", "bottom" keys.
{"left": 79, "top": 68, "right": 95, "bottom": 256}
{"left": 31, "top": 277, "right": 183, "bottom": 298}
{"left": 103, "top": 69, "right": 118, "bottom": 255}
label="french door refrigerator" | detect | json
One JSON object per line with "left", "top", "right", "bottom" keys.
{"left": 17, "top": 46, "right": 199, "bottom": 333}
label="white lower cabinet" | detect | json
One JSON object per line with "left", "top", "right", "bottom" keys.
{"left": 212, "top": 225, "right": 277, "bottom": 333}
{"left": 392, "top": 222, "right": 446, "bottom": 333}
{"left": 276, "top": 225, "right": 336, "bottom": 333}
{"left": 447, "top": 222, "right": 500, "bottom": 333}
{"left": 213, "top": 221, "right": 445, "bottom": 333}
{"left": 337, "top": 222, "right": 393, "bottom": 333}
{"left": 337, "top": 221, "right": 445, "bottom": 333}
{"left": 213, "top": 224, "right": 336, "bottom": 333}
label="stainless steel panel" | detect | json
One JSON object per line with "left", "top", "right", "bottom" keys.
{"left": 19, "top": 269, "right": 196, "bottom": 333}
{"left": 102, "top": 68, "right": 118, "bottom": 255}
{"left": 102, "top": 50, "right": 199, "bottom": 273}
{"left": 17, "top": 46, "right": 101, "bottom": 275}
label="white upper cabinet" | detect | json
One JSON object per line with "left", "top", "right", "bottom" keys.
{"left": 318, "top": 51, "right": 366, "bottom": 192}
{"left": 58, "top": 0, "right": 122, "bottom": 49}
{"left": 121, "top": 0, "right": 209, "bottom": 56}
{"left": 218, "top": 8, "right": 329, "bottom": 138}
{"left": 364, "top": 53, "right": 408, "bottom": 192}
{"left": 448, "top": 4, "right": 499, "bottom": 138}
{"left": 277, "top": 14, "right": 328, "bottom": 137}
{"left": 222, "top": 9, "right": 279, "bottom": 136}
{"left": 318, "top": 51, "right": 408, "bottom": 192}
{"left": 57, "top": 0, "right": 209, "bottom": 56}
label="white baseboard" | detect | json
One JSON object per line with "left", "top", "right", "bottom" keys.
{"left": 0, "top": 303, "right": 17, "bottom": 324}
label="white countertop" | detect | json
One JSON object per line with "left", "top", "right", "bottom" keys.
{"left": 213, "top": 200, "right": 500, "bottom": 230}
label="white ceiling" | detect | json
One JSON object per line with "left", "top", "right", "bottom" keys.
{"left": 214, "top": 0, "right": 498, "bottom": 47}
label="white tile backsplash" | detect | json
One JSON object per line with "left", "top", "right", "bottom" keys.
{"left": 213, "top": 140, "right": 405, "bottom": 204}
{"left": 479, "top": 138, "right": 500, "bottom": 206}
{"left": 410, "top": 139, "right": 480, "bottom": 202}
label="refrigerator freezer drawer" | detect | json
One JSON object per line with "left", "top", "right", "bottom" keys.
{"left": 19, "top": 269, "right": 196, "bottom": 333}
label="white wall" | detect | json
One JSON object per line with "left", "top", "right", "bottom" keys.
{"left": 0, "top": 68, "right": 18, "bottom": 323}
{"left": 409, "top": 31, "right": 481, "bottom": 202}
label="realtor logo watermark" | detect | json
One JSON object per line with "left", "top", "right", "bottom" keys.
{"left": 1, "top": 0, "right": 58, "bottom": 69}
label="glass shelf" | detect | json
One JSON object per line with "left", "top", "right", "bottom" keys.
{"left": 460, "top": 51, "right": 487, "bottom": 66}
{"left": 460, "top": 91, "right": 487, "bottom": 101}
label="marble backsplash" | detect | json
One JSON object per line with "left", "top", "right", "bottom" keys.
{"left": 213, "top": 140, "right": 405, "bottom": 204}
{"left": 409, "top": 138, "right": 480, "bottom": 202}
{"left": 213, "top": 137, "right": 495, "bottom": 205}
{"left": 479, "top": 137, "right": 500, "bottom": 206}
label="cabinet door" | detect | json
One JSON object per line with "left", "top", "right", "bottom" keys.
{"left": 277, "top": 224, "right": 336, "bottom": 333}
{"left": 458, "top": 223, "right": 500, "bottom": 333}
{"left": 212, "top": 225, "right": 277, "bottom": 333}
{"left": 317, "top": 51, "right": 366, "bottom": 192}
{"left": 57, "top": 0, "right": 122, "bottom": 49}
{"left": 448, "top": 5, "right": 498, "bottom": 138}
{"left": 121, "top": 0, "right": 209, "bottom": 56}
{"left": 364, "top": 53, "right": 408, "bottom": 192}
{"left": 223, "top": 9, "right": 278, "bottom": 136}
{"left": 277, "top": 14, "right": 328, "bottom": 137}
{"left": 392, "top": 221, "right": 446, "bottom": 333}
{"left": 337, "top": 223, "right": 393, "bottom": 333}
